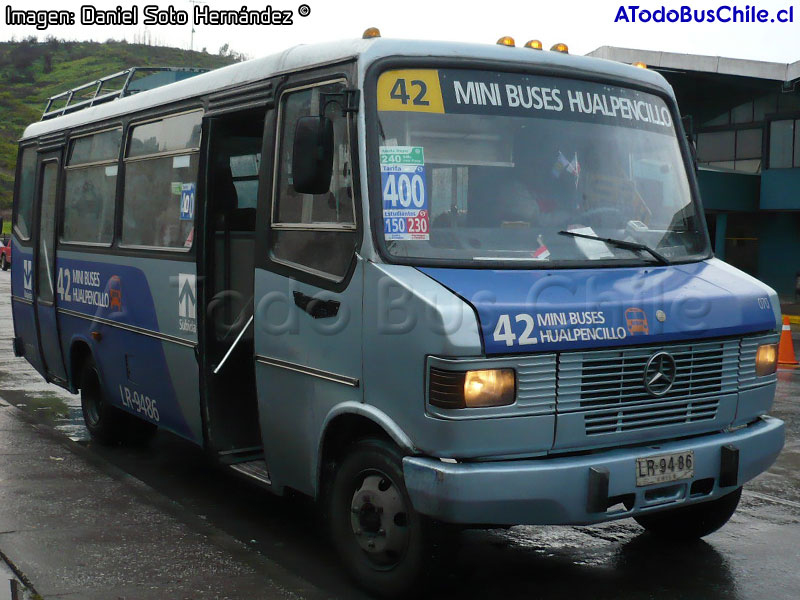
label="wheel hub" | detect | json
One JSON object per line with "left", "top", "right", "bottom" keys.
{"left": 349, "top": 473, "right": 409, "bottom": 565}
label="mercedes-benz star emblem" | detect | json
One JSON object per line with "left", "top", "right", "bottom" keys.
{"left": 643, "top": 351, "right": 677, "bottom": 396}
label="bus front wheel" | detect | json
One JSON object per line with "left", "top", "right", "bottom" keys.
{"left": 326, "top": 438, "right": 430, "bottom": 598}
{"left": 634, "top": 487, "right": 742, "bottom": 540}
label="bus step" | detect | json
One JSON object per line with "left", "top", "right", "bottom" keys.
{"left": 229, "top": 460, "right": 271, "bottom": 486}
{"left": 217, "top": 446, "right": 263, "bottom": 464}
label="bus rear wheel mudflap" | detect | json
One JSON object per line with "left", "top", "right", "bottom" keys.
{"left": 634, "top": 486, "right": 742, "bottom": 540}
{"left": 326, "top": 438, "right": 439, "bottom": 597}
{"left": 79, "top": 356, "right": 156, "bottom": 446}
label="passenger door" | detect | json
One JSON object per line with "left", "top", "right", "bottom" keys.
{"left": 34, "top": 154, "right": 68, "bottom": 382}
{"left": 10, "top": 145, "right": 44, "bottom": 375}
{"left": 254, "top": 73, "right": 363, "bottom": 495}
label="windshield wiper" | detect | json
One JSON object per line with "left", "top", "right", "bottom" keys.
{"left": 557, "top": 230, "right": 671, "bottom": 265}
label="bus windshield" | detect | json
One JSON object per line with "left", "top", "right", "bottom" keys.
{"left": 373, "top": 68, "right": 708, "bottom": 265}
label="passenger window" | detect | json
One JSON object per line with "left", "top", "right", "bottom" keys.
{"left": 63, "top": 128, "right": 121, "bottom": 244}
{"left": 38, "top": 163, "right": 58, "bottom": 303}
{"left": 272, "top": 82, "right": 357, "bottom": 280}
{"left": 122, "top": 112, "right": 202, "bottom": 249}
{"left": 128, "top": 112, "right": 202, "bottom": 157}
{"left": 230, "top": 153, "right": 260, "bottom": 210}
{"left": 14, "top": 147, "right": 36, "bottom": 240}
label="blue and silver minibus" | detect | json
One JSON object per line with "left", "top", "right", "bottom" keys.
{"left": 10, "top": 33, "right": 785, "bottom": 595}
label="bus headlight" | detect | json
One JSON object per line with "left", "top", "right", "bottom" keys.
{"left": 755, "top": 343, "right": 778, "bottom": 376}
{"left": 428, "top": 367, "right": 515, "bottom": 409}
{"left": 464, "top": 369, "right": 516, "bottom": 407}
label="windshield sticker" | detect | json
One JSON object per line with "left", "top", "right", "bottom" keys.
{"left": 180, "top": 183, "right": 195, "bottom": 221}
{"left": 381, "top": 146, "right": 429, "bottom": 241}
{"left": 378, "top": 69, "right": 674, "bottom": 134}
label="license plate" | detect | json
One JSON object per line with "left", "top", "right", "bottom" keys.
{"left": 635, "top": 450, "right": 694, "bottom": 486}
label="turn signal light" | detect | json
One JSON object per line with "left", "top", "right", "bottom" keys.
{"left": 524, "top": 39, "right": 543, "bottom": 50}
{"left": 497, "top": 36, "right": 516, "bottom": 47}
{"left": 755, "top": 343, "right": 778, "bottom": 376}
{"left": 363, "top": 27, "right": 381, "bottom": 39}
{"left": 632, "top": 61, "right": 648, "bottom": 69}
{"left": 550, "top": 42, "right": 569, "bottom": 53}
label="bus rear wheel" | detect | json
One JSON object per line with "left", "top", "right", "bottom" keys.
{"left": 80, "top": 358, "right": 156, "bottom": 446}
{"left": 634, "top": 487, "right": 742, "bottom": 540}
{"left": 327, "top": 438, "right": 430, "bottom": 598}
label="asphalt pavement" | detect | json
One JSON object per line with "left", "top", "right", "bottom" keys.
{"left": 1, "top": 268, "right": 799, "bottom": 599}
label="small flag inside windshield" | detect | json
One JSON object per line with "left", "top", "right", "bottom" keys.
{"left": 552, "top": 151, "right": 581, "bottom": 188}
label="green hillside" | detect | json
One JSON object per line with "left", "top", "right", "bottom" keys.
{"left": 0, "top": 38, "right": 238, "bottom": 214}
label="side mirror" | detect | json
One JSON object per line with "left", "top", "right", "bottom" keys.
{"left": 292, "top": 116, "right": 334, "bottom": 195}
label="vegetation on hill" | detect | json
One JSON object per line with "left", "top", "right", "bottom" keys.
{"left": 0, "top": 38, "right": 238, "bottom": 214}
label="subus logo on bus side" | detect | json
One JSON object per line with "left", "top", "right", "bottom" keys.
{"left": 178, "top": 273, "right": 197, "bottom": 333}
{"left": 23, "top": 260, "right": 32, "bottom": 296}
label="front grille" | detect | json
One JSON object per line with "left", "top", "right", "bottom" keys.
{"left": 583, "top": 397, "right": 720, "bottom": 435}
{"left": 558, "top": 339, "right": 740, "bottom": 436}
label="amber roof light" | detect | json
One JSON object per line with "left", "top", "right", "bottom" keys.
{"left": 363, "top": 27, "right": 381, "bottom": 39}
{"left": 497, "top": 36, "right": 516, "bottom": 47}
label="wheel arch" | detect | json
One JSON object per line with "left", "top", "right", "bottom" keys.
{"left": 67, "top": 336, "right": 94, "bottom": 393}
{"left": 315, "top": 403, "right": 416, "bottom": 499}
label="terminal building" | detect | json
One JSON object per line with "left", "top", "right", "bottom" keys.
{"left": 589, "top": 47, "right": 800, "bottom": 299}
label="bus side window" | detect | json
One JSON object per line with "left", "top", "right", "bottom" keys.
{"left": 63, "top": 128, "right": 121, "bottom": 245}
{"left": 14, "top": 147, "right": 36, "bottom": 240}
{"left": 122, "top": 112, "right": 202, "bottom": 249}
{"left": 271, "top": 82, "right": 357, "bottom": 280}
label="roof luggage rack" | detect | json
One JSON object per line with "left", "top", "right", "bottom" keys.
{"left": 41, "top": 67, "right": 208, "bottom": 121}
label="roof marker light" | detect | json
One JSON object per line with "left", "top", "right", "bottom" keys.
{"left": 496, "top": 36, "right": 516, "bottom": 47}
{"left": 632, "top": 61, "right": 648, "bottom": 69}
{"left": 550, "top": 42, "right": 569, "bottom": 53}
{"left": 524, "top": 40, "right": 543, "bottom": 50}
{"left": 362, "top": 27, "right": 381, "bottom": 39}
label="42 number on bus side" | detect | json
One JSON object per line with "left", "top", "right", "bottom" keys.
{"left": 56, "top": 267, "right": 72, "bottom": 301}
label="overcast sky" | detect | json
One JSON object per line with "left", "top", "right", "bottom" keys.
{"left": 2, "top": 0, "right": 799, "bottom": 64}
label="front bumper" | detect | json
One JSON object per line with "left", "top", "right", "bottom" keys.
{"left": 402, "top": 416, "right": 784, "bottom": 525}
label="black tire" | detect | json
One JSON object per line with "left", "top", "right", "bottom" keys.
{"left": 1, "top": 254, "right": 7, "bottom": 271}
{"left": 80, "top": 357, "right": 157, "bottom": 446}
{"left": 634, "top": 487, "right": 742, "bottom": 540}
{"left": 326, "top": 438, "right": 433, "bottom": 598}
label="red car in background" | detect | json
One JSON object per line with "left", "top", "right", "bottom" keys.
{"left": 1, "top": 237, "right": 10, "bottom": 271}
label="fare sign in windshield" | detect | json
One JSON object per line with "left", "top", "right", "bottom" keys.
{"left": 376, "top": 68, "right": 674, "bottom": 134}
